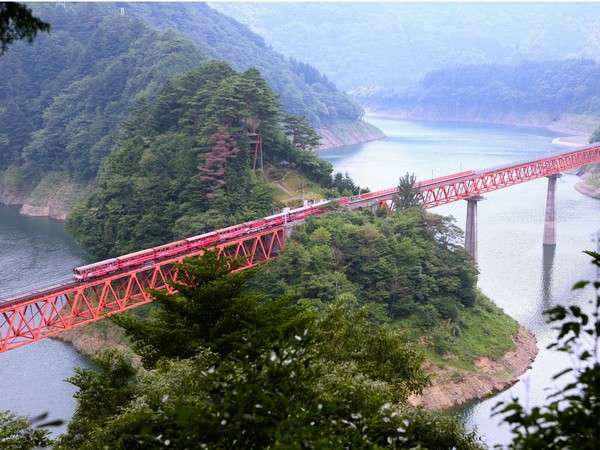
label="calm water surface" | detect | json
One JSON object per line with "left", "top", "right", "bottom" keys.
{"left": 0, "top": 206, "right": 90, "bottom": 434}
{"left": 320, "top": 117, "right": 600, "bottom": 447}
{"left": 0, "top": 118, "right": 597, "bottom": 444}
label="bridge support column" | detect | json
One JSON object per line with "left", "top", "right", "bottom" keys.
{"left": 543, "top": 174, "right": 561, "bottom": 246}
{"left": 465, "top": 196, "right": 484, "bottom": 262}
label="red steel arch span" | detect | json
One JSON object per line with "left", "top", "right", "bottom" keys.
{"left": 1, "top": 144, "right": 599, "bottom": 352}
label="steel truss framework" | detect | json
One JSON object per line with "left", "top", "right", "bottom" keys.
{"left": 362, "top": 145, "right": 600, "bottom": 209}
{"left": 0, "top": 228, "right": 285, "bottom": 352}
{"left": 2, "top": 145, "right": 600, "bottom": 352}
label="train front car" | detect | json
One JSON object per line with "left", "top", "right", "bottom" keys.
{"left": 73, "top": 258, "right": 119, "bottom": 281}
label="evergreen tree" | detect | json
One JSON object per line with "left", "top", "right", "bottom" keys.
{"left": 58, "top": 252, "right": 481, "bottom": 449}
{"left": 283, "top": 114, "right": 321, "bottom": 150}
{"left": 0, "top": 2, "right": 49, "bottom": 55}
{"left": 196, "top": 128, "right": 241, "bottom": 199}
{"left": 394, "top": 172, "right": 421, "bottom": 210}
{"left": 69, "top": 61, "right": 343, "bottom": 259}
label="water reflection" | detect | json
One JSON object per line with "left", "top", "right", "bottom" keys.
{"left": 540, "top": 244, "right": 556, "bottom": 310}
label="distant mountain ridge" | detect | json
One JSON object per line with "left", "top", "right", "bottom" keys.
{"left": 357, "top": 59, "right": 600, "bottom": 134}
{"left": 122, "top": 2, "right": 362, "bottom": 128}
{"left": 212, "top": 2, "right": 600, "bottom": 92}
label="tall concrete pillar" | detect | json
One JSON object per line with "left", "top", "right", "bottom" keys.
{"left": 543, "top": 174, "right": 561, "bottom": 246}
{"left": 465, "top": 196, "right": 484, "bottom": 262}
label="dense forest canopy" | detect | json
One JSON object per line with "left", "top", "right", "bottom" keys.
{"left": 50, "top": 253, "right": 481, "bottom": 449}
{"left": 359, "top": 59, "right": 600, "bottom": 118}
{"left": 254, "top": 208, "right": 517, "bottom": 365}
{"left": 213, "top": 2, "right": 600, "bottom": 92}
{"left": 0, "top": 3, "right": 205, "bottom": 180}
{"left": 0, "top": 2, "right": 361, "bottom": 186}
{"left": 67, "top": 62, "right": 349, "bottom": 259}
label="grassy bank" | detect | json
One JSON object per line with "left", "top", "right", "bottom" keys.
{"left": 400, "top": 291, "right": 518, "bottom": 372}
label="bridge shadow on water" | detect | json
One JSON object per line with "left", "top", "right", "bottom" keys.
{"left": 540, "top": 244, "right": 556, "bottom": 312}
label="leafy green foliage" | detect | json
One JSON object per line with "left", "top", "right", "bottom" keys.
{"left": 255, "top": 208, "right": 476, "bottom": 320}
{"left": 58, "top": 252, "right": 482, "bottom": 449}
{"left": 0, "top": 3, "right": 361, "bottom": 189}
{"left": 0, "top": 410, "right": 52, "bottom": 450}
{"left": 252, "top": 208, "right": 514, "bottom": 366}
{"left": 493, "top": 250, "right": 600, "bottom": 449}
{"left": 394, "top": 172, "right": 421, "bottom": 210}
{"left": 0, "top": 2, "right": 49, "bottom": 54}
{"left": 283, "top": 114, "right": 321, "bottom": 150}
{"left": 67, "top": 62, "right": 340, "bottom": 259}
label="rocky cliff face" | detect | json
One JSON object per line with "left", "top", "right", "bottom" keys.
{"left": 409, "top": 326, "right": 538, "bottom": 410}
{"left": 0, "top": 170, "right": 92, "bottom": 221}
{"left": 318, "top": 120, "right": 385, "bottom": 150}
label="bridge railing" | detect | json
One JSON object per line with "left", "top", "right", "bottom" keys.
{"left": 2, "top": 144, "right": 599, "bottom": 352}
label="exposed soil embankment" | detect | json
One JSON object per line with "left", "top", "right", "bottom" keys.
{"left": 318, "top": 119, "right": 385, "bottom": 150}
{"left": 409, "top": 326, "right": 537, "bottom": 411}
{"left": 0, "top": 170, "right": 92, "bottom": 221}
{"left": 57, "top": 321, "right": 141, "bottom": 365}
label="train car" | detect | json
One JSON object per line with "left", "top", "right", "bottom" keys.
{"left": 73, "top": 258, "right": 119, "bottom": 281}
{"left": 153, "top": 239, "right": 190, "bottom": 260}
{"left": 337, "top": 196, "right": 350, "bottom": 207}
{"left": 417, "top": 170, "right": 476, "bottom": 188}
{"left": 350, "top": 187, "right": 397, "bottom": 203}
{"left": 218, "top": 223, "right": 251, "bottom": 242}
{"left": 187, "top": 231, "right": 219, "bottom": 250}
{"left": 116, "top": 248, "right": 156, "bottom": 271}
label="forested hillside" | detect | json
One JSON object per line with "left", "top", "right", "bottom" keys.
{"left": 359, "top": 59, "right": 600, "bottom": 127}
{"left": 68, "top": 62, "right": 353, "bottom": 259}
{"left": 213, "top": 2, "right": 600, "bottom": 92}
{"left": 123, "top": 2, "right": 362, "bottom": 127}
{"left": 0, "top": 3, "right": 204, "bottom": 180}
{"left": 0, "top": 2, "right": 372, "bottom": 219}
{"left": 253, "top": 208, "right": 518, "bottom": 369}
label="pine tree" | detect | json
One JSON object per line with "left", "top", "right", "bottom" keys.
{"left": 282, "top": 114, "right": 321, "bottom": 150}
{"left": 196, "top": 128, "right": 240, "bottom": 199}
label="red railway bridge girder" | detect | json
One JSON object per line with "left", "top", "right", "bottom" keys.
{"left": 1, "top": 144, "right": 599, "bottom": 353}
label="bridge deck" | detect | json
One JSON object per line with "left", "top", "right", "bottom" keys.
{"left": 1, "top": 144, "right": 599, "bottom": 352}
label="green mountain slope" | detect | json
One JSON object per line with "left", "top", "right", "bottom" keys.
{"left": 363, "top": 59, "right": 600, "bottom": 119}
{"left": 0, "top": 2, "right": 374, "bottom": 217}
{"left": 124, "top": 2, "right": 362, "bottom": 127}
{"left": 0, "top": 3, "right": 205, "bottom": 180}
{"left": 212, "top": 2, "right": 600, "bottom": 92}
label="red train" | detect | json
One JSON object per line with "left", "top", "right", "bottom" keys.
{"left": 72, "top": 201, "right": 331, "bottom": 281}
{"left": 72, "top": 169, "right": 484, "bottom": 282}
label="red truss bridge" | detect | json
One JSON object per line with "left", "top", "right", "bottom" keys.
{"left": 1, "top": 144, "right": 599, "bottom": 353}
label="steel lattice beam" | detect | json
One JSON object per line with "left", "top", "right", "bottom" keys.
{"left": 0, "top": 227, "right": 285, "bottom": 352}
{"left": 1, "top": 145, "right": 600, "bottom": 352}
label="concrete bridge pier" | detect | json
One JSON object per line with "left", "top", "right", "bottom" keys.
{"left": 465, "top": 196, "right": 484, "bottom": 262}
{"left": 543, "top": 174, "right": 561, "bottom": 246}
